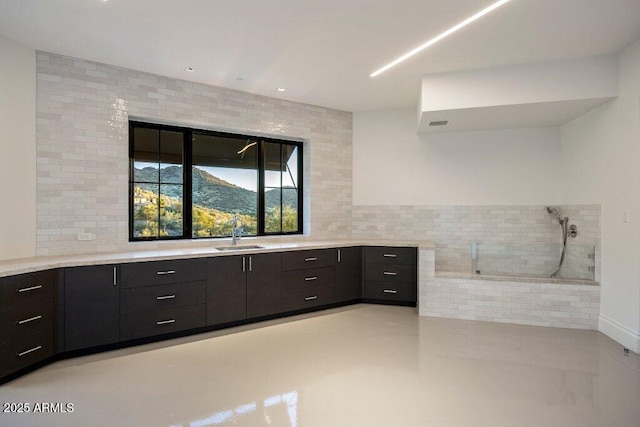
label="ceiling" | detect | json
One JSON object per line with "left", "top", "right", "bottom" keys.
{"left": 1, "top": 0, "right": 640, "bottom": 112}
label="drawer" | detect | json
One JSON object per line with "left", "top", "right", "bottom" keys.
{"left": 282, "top": 249, "right": 336, "bottom": 271}
{"left": 364, "top": 247, "right": 417, "bottom": 265}
{"left": 365, "top": 263, "right": 417, "bottom": 284}
{"left": 120, "top": 304, "right": 206, "bottom": 341}
{"left": 282, "top": 266, "right": 335, "bottom": 289}
{"left": 0, "top": 329, "right": 55, "bottom": 378}
{"left": 282, "top": 285, "right": 335, "bottom": 312}
{"left": 0, "top": 299, "right": 55, "bottom": 344}
{"left": 120, "top": 259, "right": 206, "bottom": 288}
{"left": 120, "top": 281, "right": 206, "bottom": 315}
{"left": 1, "top": 270, "right": 55, "bottom": 309}
{"left": 364, "top": 281, "right": 416, "bottom": 302}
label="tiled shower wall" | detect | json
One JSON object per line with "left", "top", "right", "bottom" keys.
{"left": 36, "top": 52, "right": 352, "bottom": 255}
{"left": 352, "top": 204, "right": 600, "bottom": 281}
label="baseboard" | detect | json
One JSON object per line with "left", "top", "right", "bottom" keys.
{"left": 598, "top": 313, "right": 640, "bottom": 353}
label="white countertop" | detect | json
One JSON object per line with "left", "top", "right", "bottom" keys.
{"left": 0, "top": 239, "right": 435, "bottom": 278}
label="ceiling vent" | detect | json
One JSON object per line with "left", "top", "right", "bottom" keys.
{"left": 429, "top": 120, "right": 448, "bottom": 127}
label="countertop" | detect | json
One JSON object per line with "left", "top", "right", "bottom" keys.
{"left": 0, "top": 239, "right": 435, "bottom": 278}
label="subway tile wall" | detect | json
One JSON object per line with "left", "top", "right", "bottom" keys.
{"left": 36, "top": 52, "right": 352, "bottom": 255}
{"left": 353, "top": 204, "right": 600, "bottom": 281}
{"left": 420, "top": 277, "right": 600, "bottom": 329}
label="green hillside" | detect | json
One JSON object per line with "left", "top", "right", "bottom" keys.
{"left": 133, "top": 165, "right": 299, "bottom": 237}
{"left": 134, "top": 166, "right": 297, "bottom": 213}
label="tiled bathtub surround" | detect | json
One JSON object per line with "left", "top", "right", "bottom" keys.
{"left": 352, "top": 204, "right": 600, "bottom": 281}
{"left": 36, "top": 53, "right": 352, "bottom": 256}
{"left": 421, "top": 276, "right": 600, "bottom": 329}
{"left": 472, "top": 242, "right": 595, "bottom": 280}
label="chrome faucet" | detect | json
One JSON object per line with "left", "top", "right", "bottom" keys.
{"left": 229, "top": 214, "right": 242, "bottom": 246}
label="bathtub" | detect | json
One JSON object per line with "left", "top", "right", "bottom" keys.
{"left": 418, "top": 243, "right": 600, "bottom": 330}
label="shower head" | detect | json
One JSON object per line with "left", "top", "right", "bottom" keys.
{"left": 546, "top": 206, "right": 565, "bottom": 224}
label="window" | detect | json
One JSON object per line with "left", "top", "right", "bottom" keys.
{"left": 129, "top": 121, "right": 303, "bottom": 241}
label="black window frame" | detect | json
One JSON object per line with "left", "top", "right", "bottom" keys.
{"left": 129, "top": 120, "right": 304, "bottom": 241}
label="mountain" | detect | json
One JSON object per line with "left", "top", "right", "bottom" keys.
{"left": 134, "top": 166, "right": 298, "bottom": 213}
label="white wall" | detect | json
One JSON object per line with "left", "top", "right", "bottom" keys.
{"left": 0, "top": 35, "right": 36, "bottom": 260}
{"left": 560, "top": 39, "right": 640, "bottom": 352}
{"left": 353, "top": 108, "right": 562, "bottom": 206}
{"left": 421, "top": 55, "right": 618, "bottom": 112}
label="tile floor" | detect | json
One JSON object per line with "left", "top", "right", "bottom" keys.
{"left": 1, "top": 304, "right": 639, "bottom": 427}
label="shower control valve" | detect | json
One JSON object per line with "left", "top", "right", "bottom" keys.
{"left": 569, "top": 224, "right": 578, "bottom": 238}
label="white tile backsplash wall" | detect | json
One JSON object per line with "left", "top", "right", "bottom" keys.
{"left": 36, "top": 52, "right": 352, "bottom": 255}
{"left": 353, "top": 204, "right": 600, "bottom": 280}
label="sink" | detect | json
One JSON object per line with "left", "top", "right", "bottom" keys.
{"left": 215, "top": 245, "right": 264, "bottom": 251}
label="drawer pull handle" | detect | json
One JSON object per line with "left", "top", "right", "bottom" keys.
{"left": 17, "top": 285, "right": 42, "bottom": 293}
{"left": 383, "top": 289, "right": 398, "bottom": 294}
{"left": 156, "top": 295, "right": 176, "bottom": 300}
{"left": 304, "top": 296, "right": 318, "bottom": 301}
{"left": 17, "top": 315, "right": 43, "bottom": 325}
{"left": 304, "top": 257, "right": 317, "bottom": 262}
{"left": 304, "top": 276, "right": 318, "bottom": 281}
{"left": 383, "top": 271, "right": 397, "bottom": 276}
{"left": 17, "top": 346, "right": 42, "bottom": 357}
{"left": 157, "top": 319, "right": 176, "bottom": 325}
{"left": 156, "top": 270, "right": 176, "bottom": 275}
{"left": 383, "top": 254, "right": 397, "bottom": 258}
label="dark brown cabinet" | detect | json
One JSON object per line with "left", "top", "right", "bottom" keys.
{"left": 364, "top": 246, "right": 417, "bottom": 266}
{"left": 0, "top": 270, "right": 56, "bottom": 379}
{"left": 364, "top": 246, "right": 417, "bottom": 304}
{"left": 119, "top": 259, "right": 207, "bottom": 341}
{"left": 206, "top": 256, "right": 247, "bottom": 325}
{"left": 336, "top": 247, "right": 362, "bottom": 302}
{"left": 64, "top": 265, "right": 120, "bottom": 351}
{"left": 2, "top": 244, "right": 420, "bottom": 384}
{"left": 121, "top": 281, "right": 206, "bottom": 315}
{"left": 120, "top": 304, "right": 206, "bottom": 341}
{"left": 281, "top": 248, "right": 336, "bottom": 312}
{"left": 120, "top": 258, "right": 206, "bottom": 288}
{"left": 282, "top": 284, "right": 335, "bottom": 311}
{"left": 0, "top": 301, "right": 55, "bottom": 344}
{"left": 0, "top": 330, "right": 55, "bottom": 378}
{"left": 246, "top": 253, "right": 282, "bottom": 318}
{"left": 282, "top": 249, "right": 335, "bottom": 271}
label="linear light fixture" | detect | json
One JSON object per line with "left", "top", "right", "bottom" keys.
{"left": 237, "top": 141, "right": 257, "bottom": 155}
{"left": 370, "top": 0, "right": 513, "bottom": 77}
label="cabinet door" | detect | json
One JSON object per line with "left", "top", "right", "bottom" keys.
{"left": 206, "top": 256, "right": 247, "bottom": 325}
{"left": 282, "top": 249, "right": 336, "bottom": 271}
{"left": 336, "top": 247, "right": 362, "bottom": 302}
{"left": 64, "top": 265, "right": 119, "bottom": 351}
{"left": 247, "top": 253, "right": 282, "bottom": 318}
{"left": 364, "top": 246, "right": 417, "bottom": 265}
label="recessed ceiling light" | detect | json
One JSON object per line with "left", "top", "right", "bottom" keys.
{"left": 370, "top": 0, "right": 513, "bottom": 77}
{"left": 185, "top": 67, "right": 195, "bottom": 73}
{"left": 277, "top": 88, "right": 286, "bottom": 92}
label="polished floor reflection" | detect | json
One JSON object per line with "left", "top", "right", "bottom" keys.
{"left": 2, "top": 304, "right": 639, "bottom": 427}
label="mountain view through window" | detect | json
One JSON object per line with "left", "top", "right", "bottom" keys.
{"left": 130, "top": 122, "right": 302, "bottom": 240}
